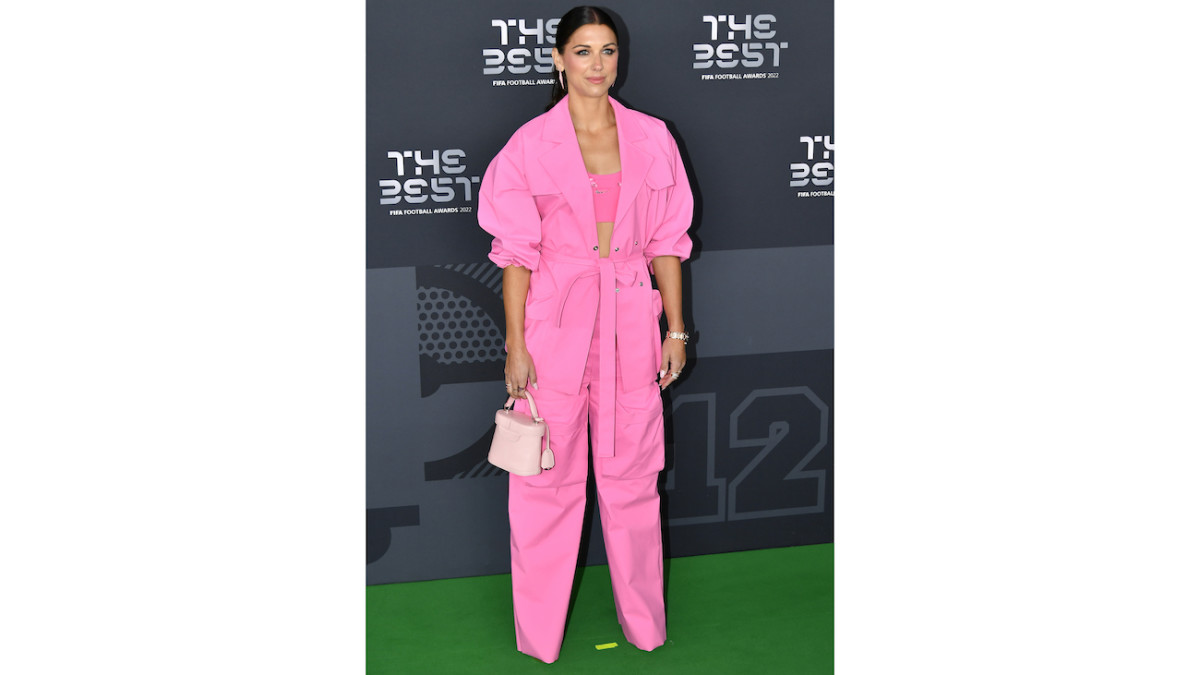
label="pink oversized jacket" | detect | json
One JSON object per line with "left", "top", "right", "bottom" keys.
{"left": 479, "top": 96, "right": 693, "bottom": 458}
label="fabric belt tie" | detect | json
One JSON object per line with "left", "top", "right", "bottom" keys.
{"left": 541, "top": 251, "right": 641, "bottom": 459}
{"left": 596, "top": 258, "right": 617, "bottom": 458}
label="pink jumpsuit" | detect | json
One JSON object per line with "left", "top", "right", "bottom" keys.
{"left": 479, "top": 95, "right": 693, "bottom": 664}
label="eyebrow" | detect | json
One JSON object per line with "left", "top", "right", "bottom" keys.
{"left": 572, "top": 42, "right": 618, "bottom": 49}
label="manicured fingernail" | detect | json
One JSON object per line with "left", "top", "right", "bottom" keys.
{"left": 532, "top": 383, "right": 539, "bottom": 390}
{"left": 658, "top": 370, "right": 667, "bottom": 378}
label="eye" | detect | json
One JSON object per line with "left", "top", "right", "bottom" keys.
{"left": 575, "top": 49, "right": 589, "bottom": 56}
{"left": 603, "top": 48, "right": 616, "bottom": 55}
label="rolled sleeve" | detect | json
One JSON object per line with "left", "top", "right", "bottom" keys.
{"left": 478, "top": 136, "right": 542, "bottom": 271}
{"left": 642, "top": 135, "right": 694, "bottom": 264}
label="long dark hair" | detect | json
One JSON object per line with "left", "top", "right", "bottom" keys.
{"left": 546, "top": 6, "right": 619, "bottom": 111}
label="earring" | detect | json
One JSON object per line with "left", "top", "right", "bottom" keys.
{"left": 558, "top": 70, "right": 564, "bottom": 89}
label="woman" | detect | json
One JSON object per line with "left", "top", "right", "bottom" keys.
{"left": 478, "top": 6, "right": 693, "bottom": 664}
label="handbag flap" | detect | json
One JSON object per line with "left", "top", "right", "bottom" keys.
{"left": 495, "top": 409, "right": 546, "bottom": 437}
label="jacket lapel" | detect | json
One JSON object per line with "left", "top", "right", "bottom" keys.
{"left": 538, "top": 98, "right": 596, "bottom": 227}
{"left": 610, "top": 98, "right": 652, "bottom": 230}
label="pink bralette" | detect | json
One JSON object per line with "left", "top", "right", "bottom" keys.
{"left": 588, "top": 171, "right": 621, "bottom": 222}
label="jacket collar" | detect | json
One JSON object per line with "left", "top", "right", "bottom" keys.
{"left": 538, "top": 95, "right": 654, "bottom": 229}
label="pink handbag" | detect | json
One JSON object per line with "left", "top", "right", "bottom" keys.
{"left": 488, "top": 392, "right": 555, "bottom": 476}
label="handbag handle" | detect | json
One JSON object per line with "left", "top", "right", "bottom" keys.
{"left": 503, "top": 391, "right": 540, "bottom": 421}
{"left": 502, "top": 392, "right": 553, "bottom": 468}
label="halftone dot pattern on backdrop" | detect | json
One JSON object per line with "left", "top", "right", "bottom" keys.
{"left": 416, "top": 286, "right": 506, "bottom": 365}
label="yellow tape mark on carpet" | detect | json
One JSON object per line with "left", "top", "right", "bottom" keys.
{"left": 595, "top": 642, "right": 618, "bottom": 650}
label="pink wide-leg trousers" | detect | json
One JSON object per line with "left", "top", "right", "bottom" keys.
{"left": 508, "top": 311, "right": 667, "bottom": 664}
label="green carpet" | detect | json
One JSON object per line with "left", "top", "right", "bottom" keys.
{"left": 367, "top": 543, "right": 832, "bottom": 673}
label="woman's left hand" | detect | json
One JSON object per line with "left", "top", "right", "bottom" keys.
{"left": 658, "top": 337, "right": 687, "bottom": 390}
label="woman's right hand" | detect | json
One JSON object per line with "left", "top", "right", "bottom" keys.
{"left": 504, "top": 344, "right": 538, "bottom": 399}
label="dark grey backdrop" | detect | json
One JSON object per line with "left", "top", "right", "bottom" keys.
{"left": 367, "top": 0, "right": 833, "bottom": 585}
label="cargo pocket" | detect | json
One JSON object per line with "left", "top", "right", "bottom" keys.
{"left": 511, "top": 392, "right": 589, "bottom": 488}
{"left": 598, "top": 383, "right": 665, "bottom": 479}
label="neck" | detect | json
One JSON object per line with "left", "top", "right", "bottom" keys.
{"left": 567, "top": 94, "right": 615, "bottom": 133}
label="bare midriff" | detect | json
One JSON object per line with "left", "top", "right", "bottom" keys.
{"left": 596, "top": 221, "right": 614, "bottom": 258}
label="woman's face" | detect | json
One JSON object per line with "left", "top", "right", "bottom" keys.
{"left": 553, "top": 23, "right": 619, "bottom": 98}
